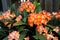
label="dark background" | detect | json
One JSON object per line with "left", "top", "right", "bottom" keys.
{"left": 0, "top": 0, "right": 60, "bottom": 12}
{"left": 0, "top": 0, "right": 3, "bottom": 11}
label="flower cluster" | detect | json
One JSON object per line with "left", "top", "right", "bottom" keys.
{"left": 19, "top": 1, "right": 35, "bottom": 12}
{"left": 52, "top": 12, "right": 60, "bottom": 18}
{"left": 0, "top": 10, "right": 15, "bottom": 20}
{"left": 0, "top": 10, "right": 22, "bottom": 28}
{"left": 36, "top": 25, "right": 48, "bottom": 34}
{"left": 37, "top": 25, "right": 59, "bottom": 40}
{"left": 28, "top": 10, "right": 60, "bottom": 40}
{"left": 8, "top": 31, "right": 19, "bottom": 40}
{"left": 0, "top": 10, "right": 22, "bottom": 22}
{"left": 28, "top": 10, "right": 52, "bottom": 27}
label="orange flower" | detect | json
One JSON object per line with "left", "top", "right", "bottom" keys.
{"left": 26, "top": 8, "right": 31, "bottom": 12}
{"left": 28, "top": 22, "right": 33, "bottom": 27}
{"left": 15, "top": 15, "right": 22, "bottom": 22}
{"left": 46, "top": 34, "right": 54, "bottom": 40}
{"left": 2, "top": 10, "right": 10, "bottom": 19}
{"left": 43, "top": 28, "right": 48, "bottom": 34}
{"left": 19, "top": 1, "right": 35, "bottom": 12}
{"left": 34, "top": 13, "right": 42, "bottom": 25}
{"left": 36, "top": 25, "right": 48, "bottom": 34}
{"left": 52, "top": 12, "right": 60, "bottom": 18}
{"left": 28, "top": 13, "right": 35, "bottom": 27}
{"left": 10, "top": 13, "right": 16, "bottom": 18}
{"left": 43, "top": 12, "right": 52, "bottom": 20}
{"left": 42, "top": 10, "right": 47, "bottom": 14}
{"left": 53, "top": 26, "right": 59, "bottom": 33}
{"left": 7, "top": 24, "right": 12, "bottom": 28}
{"left": 8, "top": 31, "right": 19, "bottom": 40}
{"left": 24, "top": 36, "right": 30, "bottom": 40}
{"left": 28, "top": 10, "right": 52, "bottom": 27}
{"left": 36, "top": 25, "right": 44, "bottom": 34}
{"left": 41, "top": 19, "right": 48, "bottom": 25}
{"left": 1, "top": 10, "right": 16, "bottom": 20}
{"left": 0, "top": 15, "right": 4, "bottom": 20}
{"left": 46, "top": 13, "right": 52, "bottom": 20}
{"left": 3, "top": 21, "right": 8, "bottom": 25}
{"left": 53, "top": 37, "right": 58, "bottom": 40}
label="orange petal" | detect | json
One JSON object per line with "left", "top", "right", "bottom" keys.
{"left": 0, "top": 15, "right": 4, "bottom": 20}
{"left": 24, "top": 36, "right": 30, "bottom": 40}
{"left": 26, "top": 8, "right": 30, "bottom": 12}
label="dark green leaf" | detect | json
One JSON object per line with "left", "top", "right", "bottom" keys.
{"left": 0, "top": 29, "right": 6, "bottom": 36}
{"left": 57, "top": 31, "right": 60, "bottom": 36}
{"left": 3, "top": 37, "right": 8, "bottom": 40}
{"left": 0, "top": 23, "right": 8, "bottom": 37}
{"left": 0, "top": 11, "right": 3, "bottom": 15}
{"left": 47, "top": 16, "right": 60, "bottom": 26}
{"left": 22, "top": 17, "right": 27, "bottom": 23}
{"left": 46, "top": 25, "right": 55, "bottom": 30}
{"left": 14, "top": 21, "right": 25, "bottom": 26}
{"left": 22, "top": 10, "right": 28, "bottom": 23}
{"left": 19, "top": 30, "right": 28, "bottom": 40}
{"left": 15, "top": 9, "right": 20, "bottom": 16}
{"left": 18, "top": 26, "right": 25, "bottom": 32}
{"left": 10, "top": 3, "right": 19, "bottom": 16}
{"left": 0, "top": 21, "right": 9, "bottom": 31}
{"left": 35, "top": 5, "right": 42, "bottom": 13}
{"left": 22, "top": 10, "right": 27, "bottom": 17}
{"left": 33, "top": 0, "right": 38, "bottom": 7}
{"left": 10, "top": 4, "right": 16, "bottom": 11}
{"left": 33, "top": 31, "right": 47, "bottom": 40}
{"left": 0, "top": 19, "right": 12, "bottom": 24}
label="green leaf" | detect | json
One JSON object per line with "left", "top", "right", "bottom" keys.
{"left": 22, "top": 10, "right": 28, "bottom": 23}
{"left": 0, "top": 11, "right": 3, "bottom": 15}
{"left": 47, "top": 16, "right": 60, "bottom": 26}
{"left": 35, "top": 5, "right": 42, "bottom": 13}
{"left": 19, "top": 30, "right": 28, "bottom": 40}
{"left": 22, "top": 10, "right": 27, "bottom": 17}
{"left": 33, "top": 31, "right": 47, "bottom": 40}
{"left": 33, "top": 0, "right": 38, "bottom": 7}
{"left": 10, "top": 4, "right": 16, "bottom": 11}
{"left": 0, "top": 19, "right": 12, "bottom": 24}
{"left": 18, "top": 26, "right": 25, "bottom": 32}
{"left": 46, "top": 25, "right": 55, "bottom": 30}
{"left": 39, "top": 35, "right": 47, "bottom": 40}
{"left": 3, "top": 37, "right": 8, "bottom": 40}
{"left": 15, "top": 9, "right": 20, "bottom": 16}
{"left": 46, "top": 25, "right": 55, "bottom": 33}
{"left": 14, "top": 21, "right": 25, "bottom": 26}
{"left": 9, "top": 3, "right": 19, "bottom": 16}
{"left": 22, "top": 17, "right": 27, "bottom": 23}
{"left": 0, "top": 22, "right": 8, "bottom": 37}
{"left": 4, "top": 19, "right": 12, "bottom": 23}
{"left": 0, "top": 29, "right": 6, "bottom": 36}
{"left": 57, "top": 31, "right": 60, "bottom": 36}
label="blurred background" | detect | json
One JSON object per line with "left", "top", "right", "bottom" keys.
{"left": 0, "top": 0, "right": 60, "bottom": 12}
